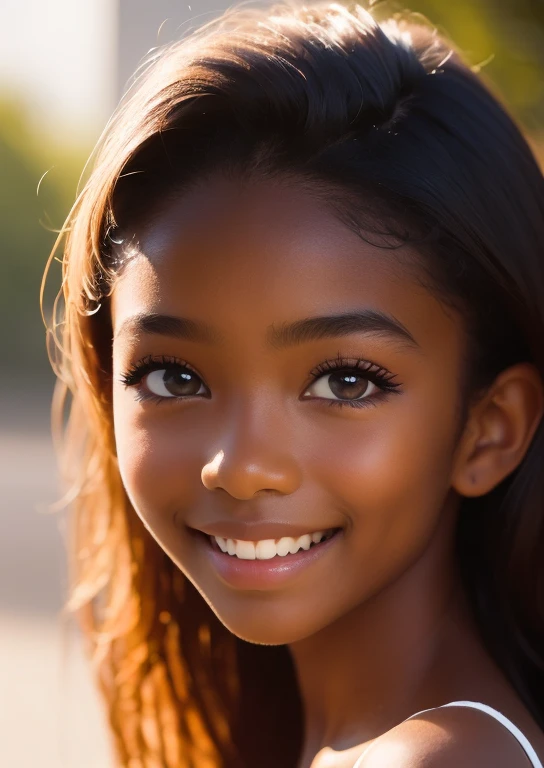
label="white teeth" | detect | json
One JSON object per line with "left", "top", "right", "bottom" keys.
{"left": 212, "top": 529, "right": 335, "bottom": 559}
{"left": 236, "top": 540, "right": 256, "bottom": 560}
{"left": 255, "top": 540, "right": 277, "bottom": 560}
{"left": 276, "top": 538, "right": 291, "bottom": 557}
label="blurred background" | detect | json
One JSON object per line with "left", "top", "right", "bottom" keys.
{"left": 1, "top": 0, "right": 543, "bottom": 766}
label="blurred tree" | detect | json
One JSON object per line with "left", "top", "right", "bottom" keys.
{"left": 0, "top": 99, "right": 87, "bottom": 383}
{"left": 373, "top": 0, "right": 544, "bottom": 134}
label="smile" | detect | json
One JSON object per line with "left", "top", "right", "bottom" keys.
{"left": 193, "top": 527, "right": 343, "bottom": 590}
{"left": 212, "top": 528, "right": 337, "bottom": 559}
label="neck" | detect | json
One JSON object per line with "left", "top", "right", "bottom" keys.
{"left": 288, "top": 502, "right": 475, "bottom": 767}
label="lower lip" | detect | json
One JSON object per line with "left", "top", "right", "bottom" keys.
{"left": 192, "top": 528, "right": 343, "bottom": 590}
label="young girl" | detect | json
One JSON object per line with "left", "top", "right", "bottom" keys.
{"left": 42, "top": 3, "right": 544, "bottom": 767}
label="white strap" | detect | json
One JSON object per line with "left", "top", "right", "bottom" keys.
{"left": 352, "top": 700, "right": 542, "bottom": 768}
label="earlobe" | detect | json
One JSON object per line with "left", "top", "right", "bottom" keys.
{"left": 452, "top": 363, "right": 544, "bottom": 498}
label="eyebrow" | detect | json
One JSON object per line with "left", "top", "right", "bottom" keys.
{"left": 115, "top": 310, "right": 419, "bottom": 349}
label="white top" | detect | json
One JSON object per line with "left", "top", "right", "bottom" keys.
{"left": 352, "top": 700, "right": 543, "bottom": 767}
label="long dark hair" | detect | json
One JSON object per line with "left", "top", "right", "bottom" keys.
{"left": 42, "top": 3, "right": 544, "bottom": 766}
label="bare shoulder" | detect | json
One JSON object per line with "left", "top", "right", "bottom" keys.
{"left": 358, "top": 705, "right": 535, "bottom": 768}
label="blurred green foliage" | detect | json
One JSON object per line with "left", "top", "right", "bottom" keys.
{"left": 1, "top": 0, "right": 542, "bottom": 383}
{"left": 0, "top": 98, "right": 88, "bottom": 383}
{"left": 373, "top": 0, "right": 544, "bottom": 133}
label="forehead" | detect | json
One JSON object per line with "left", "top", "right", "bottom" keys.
{"left": 110, "top": 176, "right": 458, "bottom": 352}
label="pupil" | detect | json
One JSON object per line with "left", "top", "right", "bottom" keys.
{"left": 328, "top": 372, "right": 369, "bottom": 400}
{"left": 164, "top": 369, "right": 201, "bottom": 396}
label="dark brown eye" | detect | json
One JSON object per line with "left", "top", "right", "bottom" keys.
{"left": 145, "top": 368, "right": 207, "bottom": 398}
{"left": 304, "top": 371, "right": 377, "bottom": 401}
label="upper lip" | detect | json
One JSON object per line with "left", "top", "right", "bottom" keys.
{"left": 190, "top": 521, "right": 340, "bottom": 541}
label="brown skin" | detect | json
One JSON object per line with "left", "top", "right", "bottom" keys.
{"left": 110, "top": 176, "right": 544, "bottom": 767}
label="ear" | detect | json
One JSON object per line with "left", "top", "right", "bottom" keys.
{"left": 452, "top": 363, "right": 544, "bottom": 497}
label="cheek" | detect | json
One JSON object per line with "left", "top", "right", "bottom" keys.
{"left": 112, "top": 399, "right": 206, "bottom": 528}
{"left": 309, "top": 399, "right": 457, "bottom": 583}
{"left": 319, "top": 415, "right": 453, "bottom": 506}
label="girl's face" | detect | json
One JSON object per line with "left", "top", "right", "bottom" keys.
{"left": 111, "top": 176, "right": 467, "bottom": 644}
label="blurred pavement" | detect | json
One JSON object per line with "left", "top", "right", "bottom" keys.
{"left": 0, "top": 385, "right": 111, "bottom": 767}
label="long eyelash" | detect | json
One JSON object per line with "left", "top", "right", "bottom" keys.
{"left": 119, "top": 354, "right": 203, "bottom": 405}
{"left": 308, "top": 354, "right": 402, "bottom": 409}
{"left": 119, "top": 354, "right": 192, "bottom": 387}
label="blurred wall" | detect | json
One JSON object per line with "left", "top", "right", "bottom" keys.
{"left": 118, "top": 0, "right": 225, "bottom": 98}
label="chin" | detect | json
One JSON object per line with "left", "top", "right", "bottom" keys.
{"left": 197, "top": 588, "right": 333, "bottom": 645}
{"left": 215, "top": 613, "right": 310, "bottom": 646}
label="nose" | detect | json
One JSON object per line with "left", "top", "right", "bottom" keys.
{"left": 201, "top": 402, "right": 303, "bottom": 499}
